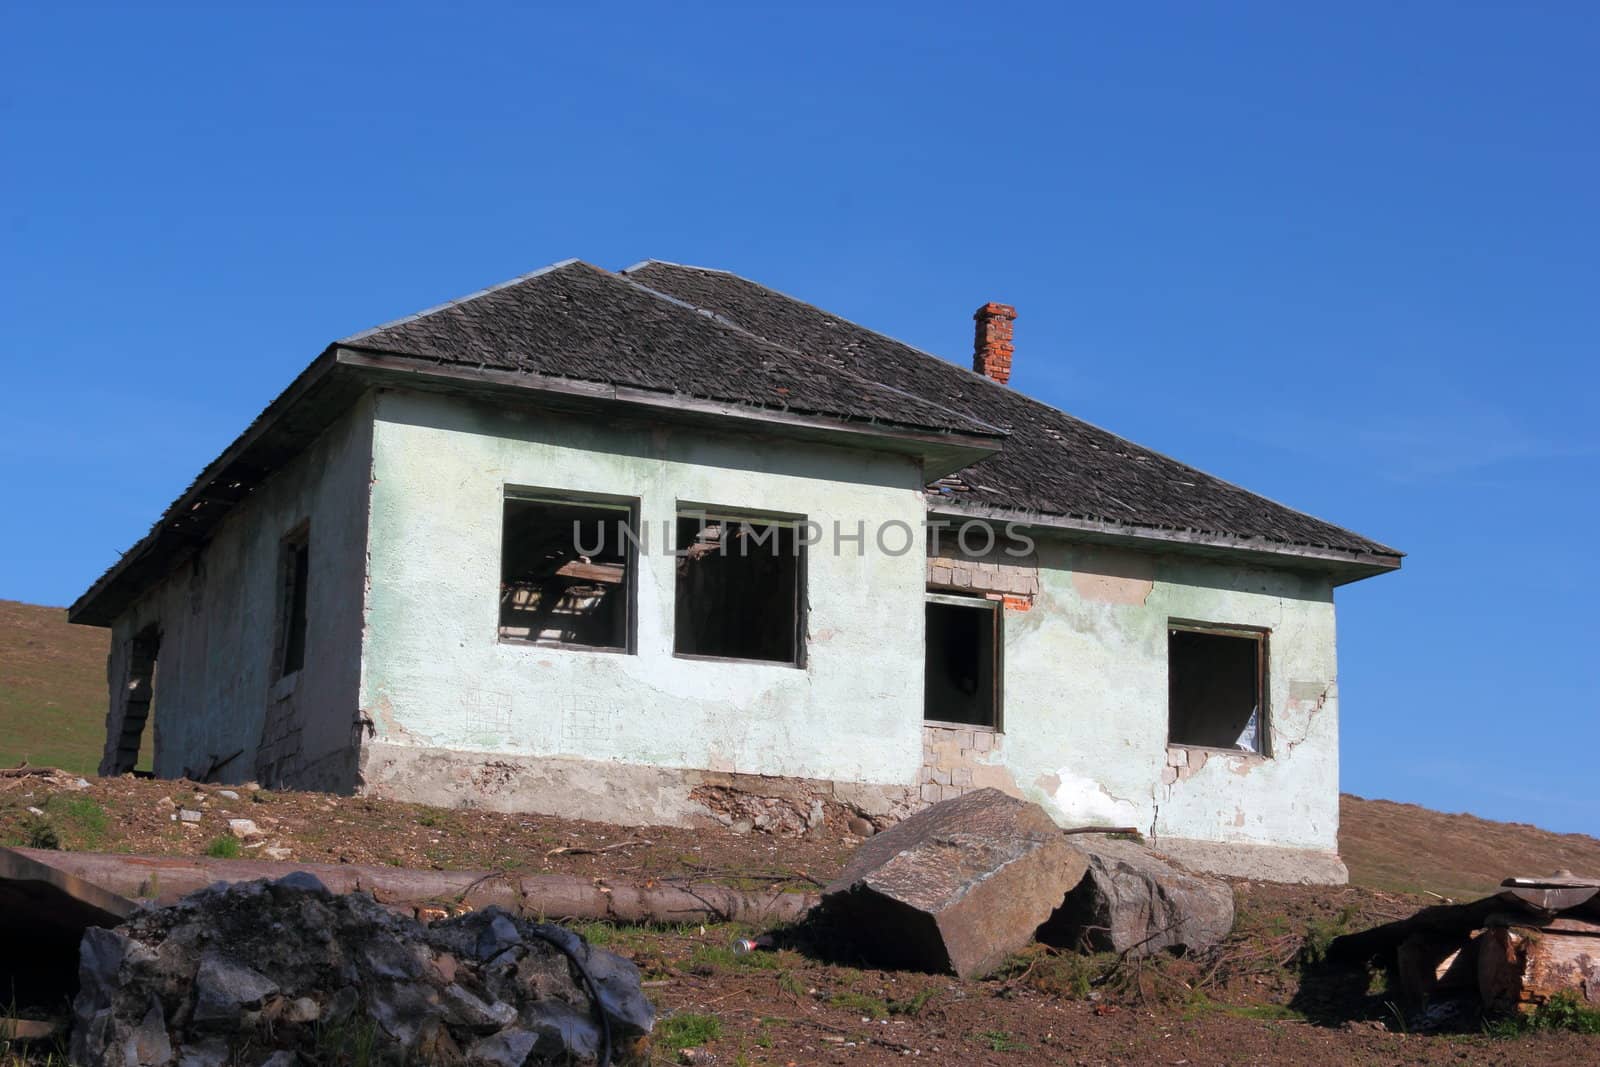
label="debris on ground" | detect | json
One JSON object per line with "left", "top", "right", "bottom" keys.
{"left": 71, "top": 872, "right": 655, "bottom": 1066}
{"left": 821, "top": 788, "right": 1091, "bottom": 978}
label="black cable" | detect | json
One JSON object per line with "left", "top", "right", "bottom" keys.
{"left": 524, "top": 926, "right": 613, "bottom": 1067}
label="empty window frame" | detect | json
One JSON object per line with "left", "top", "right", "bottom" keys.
{"left": 1167, "top": 623, "right": 1269, "bottom": 754}
{"left": 275, "top": 527, "right": 310, "bottom": 678}
{"left": 674, "top": 511, "right": 805, "bottom": 665}
{"left": 924, "top": 593, "right": 1001, "bottom": 729}
{"left": 500, "top": 491, "right": 636, "bottom": 651}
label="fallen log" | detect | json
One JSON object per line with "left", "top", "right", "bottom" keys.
{"left": 13, "top": 848, "right": 817, "bottom": 927}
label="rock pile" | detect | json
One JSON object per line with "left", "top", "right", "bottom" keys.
{"left": 71, "top": 872, "right": 654, "bottom": 1066}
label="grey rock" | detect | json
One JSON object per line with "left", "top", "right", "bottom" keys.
{"left": 441, "top": 982, "right": 519, "bottom": 1032}
{"left": 192, "top": 953, "right": 279, "bottom": 1025}
{"left": 323, "top": 985, "right": 359, "bottom": 1023}
{"left": 124, "top": 995, "right": 173, "bottom": 1066}
{"left": 75, "top": 926, "right": 132, "bottom": 1013}
{"left": 257, "top": 1053, "right": 299, "bottom": 1067}
{"left": 476, "top": 912, "right": 523, "bottom": 960}
{"left": 366, "top": 980, "right": 440, "bottom": 1046}
{"left": 822, "top": 788, "right": 1090, "bottom": 978}
{"left": 272, "top": 871, "right": 328, "bottom": 896}
{"left": 524, "top": 998, "right": 602, "bottom": 1063}
{"left": 1040, "top": 836, "right": 1235, "bottom": 957}
{"left": 467, "top": 1027, "right": 539, "bottom": 1067}
{"left": 359, "top": 936, "right": 422, "bottom": 980}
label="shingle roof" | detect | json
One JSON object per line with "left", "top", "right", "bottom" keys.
{"left": 623, "top": 261, "right": 1400, "bottom": 560}
{"left": 344, "top": 260, "right": 1000, "bottom": 439}
{"left": 72, "top": 255, "right": 1398, "bottom": 627}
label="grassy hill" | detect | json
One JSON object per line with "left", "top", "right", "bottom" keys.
{"left": 3, "top": 597, "right": 1598, "bottom": 901}
{"left": 0, "top": 599, "right": 108, "bottom": 774}
{"left": 1339, "top": 793, "right": 1600, "bottom": 900}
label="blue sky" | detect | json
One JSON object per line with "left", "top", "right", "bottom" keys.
{"left": 3, "top": 4, "right": 1595, "bottom": 835}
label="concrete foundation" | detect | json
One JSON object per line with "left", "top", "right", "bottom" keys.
{"left": 356, "top": 740, "right": 919, "bottom": 833}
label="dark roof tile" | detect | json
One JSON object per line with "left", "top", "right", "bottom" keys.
{"left": 345, "top": 260, "right": 1000, "bottom": 439}
{"left": 625, "top": 261, "right": 1398, "bottom": 559}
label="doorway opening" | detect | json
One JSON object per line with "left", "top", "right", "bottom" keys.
{"left": 112, "top": 624, "right": 160, "bottom": 775}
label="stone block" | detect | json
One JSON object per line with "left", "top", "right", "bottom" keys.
{"left": 823, "top": 789, "right": 1090, "bottom": 978}
{"left": 1039, "top": 837, "right": 1234, "bottom": 957}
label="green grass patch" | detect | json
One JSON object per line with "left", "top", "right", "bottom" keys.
{"left": 313, "top": 1016, "right": 384, "bottom": 1066}
{"left": 0, "top": 600, "right": 111, "bottom": 777}
{"left": 829, "top": 991, "right": 888, "bottom": 1019}
{"left": 18, "top": 794, "right": 110, "bottom": 851}
{"left": 688, "top": 943, "right": 782, "bottom": 975}
{"left": 204, "top": 835, "right": 242, "bottom": 859}
{"left": 972, "top": 1029, "right": 1029, "bottom": 1052}
{"left": 889, "top": 986, "right": 939, "bottom": 1017}
{"left": 656, "top": 1011, "right": 722, "bottom": 1048}
{"left": 1300, "top": 904, "right": 1361, "bottom": 966}
{"left": 1184, "top": 993, "right": 1305, "bottom": 1022}
{"left": 1485, "top": 993, "right": 1600, "bottom": 1037}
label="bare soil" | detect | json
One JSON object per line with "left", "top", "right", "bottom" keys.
{"left": 3, "top": 774, "right": 1596, "bottom": 1065}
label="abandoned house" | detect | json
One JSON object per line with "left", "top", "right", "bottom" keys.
{"left": 69, "top": 259, "right": 1402, "bottom": 882}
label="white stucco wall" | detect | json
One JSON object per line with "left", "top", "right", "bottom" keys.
{"left": 360, "top": 390, "right": 931, "bottom": 787}
{"left": 994, "top": 540, "right": 1341, "bottom": 852}
{"left": 102, "top": 399, "right": 374, "bottom": 785}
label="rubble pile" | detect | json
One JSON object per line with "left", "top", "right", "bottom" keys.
{"left": 71, "top": 872, "right": 655, "bottom": 1067}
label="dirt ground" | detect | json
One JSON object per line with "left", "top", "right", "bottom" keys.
{"left": 2, "top": 773, "right": 1595, "bottom": 1065}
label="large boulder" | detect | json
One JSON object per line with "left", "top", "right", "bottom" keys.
{"left": 1041, "top": 836, "right": 1234, "bottom": 957}
{"left": 71, "top": 873, "right": 653, "bottom": 1066}
{"left": 822, "top": 788, "right": 1089, "bottom": 978}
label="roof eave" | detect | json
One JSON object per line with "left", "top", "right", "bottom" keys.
{"left": 333, "top": 346, "right": 1004, "bottom": 477}
{"left": 68, "top": 348, "right": 361, "bottom": 627}
{"left": 929, "top": 499, "right": 1403, "bottom": 584}
{"left": 68, "top": 347, "right": 1005, "bottom": 627}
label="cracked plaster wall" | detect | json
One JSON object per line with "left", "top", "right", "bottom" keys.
{"left": 358, "top": 390, "right": 930, "bottom": 800}
{"left": 994, "top": 539, "right": 1342, "bottom": 852}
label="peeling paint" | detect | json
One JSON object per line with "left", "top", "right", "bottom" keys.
{"left": 1068, "top": 547, "right": 1156, "bottom": 606}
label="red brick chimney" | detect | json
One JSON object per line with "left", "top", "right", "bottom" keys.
{"left": 972, "top": 302, "right": 1017, "bottom": 384}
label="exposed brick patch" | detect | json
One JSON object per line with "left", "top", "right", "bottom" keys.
{"left": 255, "top": 688, "right": 305, "bottom": 787}
{"left": 927, "top": 541, "right": 1039, "bottom": 603}
{"left": 919, "top": 723, "right": 1018, "bottom": 802}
